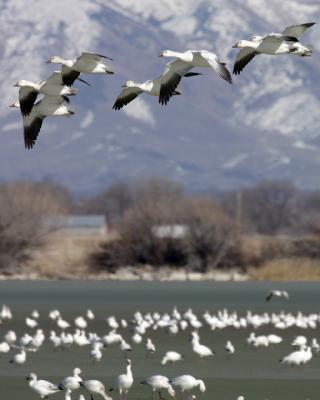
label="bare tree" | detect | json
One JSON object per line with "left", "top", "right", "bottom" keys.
{"left": 182, "top": 198, "right": 236, "bottom": 272}
{"left": 0, "top": 181, "right": 69, "bottom": 273}
{"left": 239, "top": 181, "right": 297, "bottom": 235}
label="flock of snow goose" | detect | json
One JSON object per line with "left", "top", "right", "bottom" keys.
{"left": 0, "top": 288, "right": 320, "bottom": 400}
{"left": 9, "top": 22, "right": 315, "bottom": 150}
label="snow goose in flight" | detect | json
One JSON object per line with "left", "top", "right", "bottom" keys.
{"left": 158, "top": 49, "right": 232, "bottom": 104}
{"left": 232, "top": 22, "right": 315, "bottom": 75}
{"left": 46, "top": 52, "right": 113, "bottom": 86}
{"left": 10, "top": 95, "right": 74, "bottom": 149}
{"left": 141, "top": 375, "right": 175, "bottom": 399}
{"left": 26, "top": 372, "right": 61, "bottom": 399}
{"left": 112, "top": 69, "right": 200, "bottom": 110}
{"left": 14, "top": 71, "right": 77, "bottom": 116}
{"left": 266, "top": 290, "right": 289, "bottom": 301}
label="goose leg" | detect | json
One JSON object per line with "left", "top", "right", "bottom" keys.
{"left": 159, "top": 390, "right": 165, "bottom": 400}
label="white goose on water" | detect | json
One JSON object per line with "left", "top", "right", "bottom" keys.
{"left": 280, "top": 345, "right": 312, "bottom": 366}
{"left": 10, "top": 349, "right": 27, "bottom": 365}
{"left": 10, "top": 95, "right": 74, "bottom": 149}
{"left": 27, "top": 373, "right": 61, "bottom": 399}
{"left": 161, "top": 351, "right": 184, "bottom": 365}
{"left": 141, "top": 375, "right": 175, "bottom": 399}
{"left": 113, "top": 359, "right": 134, "bottom": 400}
{"left": 46, "top": 52, "right": 114, "bottom": 86}
{"left": 0, "top": 341, "right": 10, "bottom": 353}
{"left": 158, "top": 49, "right": 232, "bottom": 104}
{"left": 59, "top": 367, "right": 82, "bottom": 391}
{"left": 81, "top": 379, "right": 112, "bottom": 400}
{"left": 190, "top": 331, "right": 215, "bottom": 358}
{"left": 232, "top": 22, "right": 315, "bottom": 75}
{"left": 14, "top": 71, "right": 77, "bottom": 116}
{"left": 145, "top": 338, "right": 156, "bottom": 355}
{"left": 170, "top": 375, "right": 206, "bottom": 400}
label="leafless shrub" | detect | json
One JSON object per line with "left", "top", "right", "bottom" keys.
{"left": 0, "top": 181, "right": 69, "bottom": 273}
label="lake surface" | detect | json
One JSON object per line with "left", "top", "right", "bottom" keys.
{"left": 0, "top": 281, "right": 320, "bottom": 400}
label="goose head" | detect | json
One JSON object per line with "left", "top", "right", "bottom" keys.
{"left": 122, "top": 80, "right": 137, "bottom": 88}
{"left": 73, "top": 367, "right": 82, "bottom": 376}
{"left": 46, "top": 56, "right": 65, "bottom": 64}
{"left": 13, "top": 80, "right": 30, "bottom": 87}
{"left": 9, "top": 100, "right": 20, "bottom": 108}
{"left": 26, "top": 372, "right": 37, "bottom": 381}
{"left": 159, "top": 50, "right": 174, "bottom": 57}
{"left": 232, "top": 40, "right": 248, "bottom": 48}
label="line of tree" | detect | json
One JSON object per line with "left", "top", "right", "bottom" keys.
{"left": 3, "top": 176, "right": 320, "bottom": 274}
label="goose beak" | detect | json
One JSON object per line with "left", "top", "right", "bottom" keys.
{"left": 13, "top": 82, "right": 19, "bottom": 87}
{"left": 159, "top": 52, "right": 164, "bottom": 57}
{"left": 9, "top": 102, "right": 16, "bottom": 108}
{"left": 68, "top": 110, "right": 75, "bottom": 115}
{"left": 45, "top": 59, "right": 51, "bottom": 63}
{"left": 121, "top": 85, "right": 127, "bottom": 88}
{"left": 232, "top": 43, "right": 239, "bottom": 48}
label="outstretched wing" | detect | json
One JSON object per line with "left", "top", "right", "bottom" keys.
{"left": 265, "top": 33, "right": 299, "bottom": 43}
{"left": 233, "top": 48, "right": 259, "bottom": 75}
{"left": 266, "top": 292, "right": 273, "bottom": 302}
{"left": 42, "top": 71, "right": 63, "bottom": 87}
{"left": 78, "top": 52, "right": 113, "bottom": 62}
{"left": 19, "top": 87, "right": 38, "bottom": 116}
{"left": 200, "top": 51, "right": 232, "bottom": 83}
{"left": 112, "top": 87, "right": 143, "bottom": 110}
{"left": 23, "top": 115, "right": 44, "bottom": 149}
{"left": 282, "top": 23, "right": 316, "bottom": 39}
{"left": 159, "top": 59, "right": 191, "bottom": 105}
{"left": 61, "top": 65, "right": 80, "bottom": 86}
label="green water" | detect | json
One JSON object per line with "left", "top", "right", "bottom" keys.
{"left": 0, "top": 281, "right": 320, "bottom": 400}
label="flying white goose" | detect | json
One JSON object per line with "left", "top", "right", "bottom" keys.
{"left": 14, "top": 71, "right": 77, "bottom": 116}
{"left": 46, "top": 52, "right": 113, "bottom": 86}
{"left": 158, "top": 49, "right": 232, "bottom": 104}
{"left": 232, "top": 22, "right": 315, "bottom": 75}
{"left": 141, "top": 375, "right": 175, "bottom": 399}
{"left": 59, "top": 368, "right": 82, "bottom": 391}
{"left": 10, "top": 95, "right": 74, "bottom": 149}
{"left": 113, "top": 56, "right": 204, "bottom": 110}
{"left": 170, "top": 375, "right": 206, "bottom": 400}
{"left": 26, "top": 373, "right": 61, "bottom": 399}
{"left": 266, "top": 290, "right": 289, "bottom": 301}
{"left": 81, "top": 380, "right": 112, "bottom": 400}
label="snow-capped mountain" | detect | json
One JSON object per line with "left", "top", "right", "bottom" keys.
{"left": 1, "top": 0, "right": 320, "bottom": 193}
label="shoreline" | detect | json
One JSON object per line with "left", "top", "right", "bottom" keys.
{"left": 0, "top": 267, "right": 248, "bottom": 282}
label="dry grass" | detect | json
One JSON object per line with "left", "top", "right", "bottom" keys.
{"left": 250, "top": 257, "right": 320, "bottom": 281}
{"left": 26, "top": 230, "right": 108, "bottom": 278}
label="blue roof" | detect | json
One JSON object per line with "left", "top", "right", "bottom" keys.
{"left": 45, "top": 215, "right": 106, "bottom": 230}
